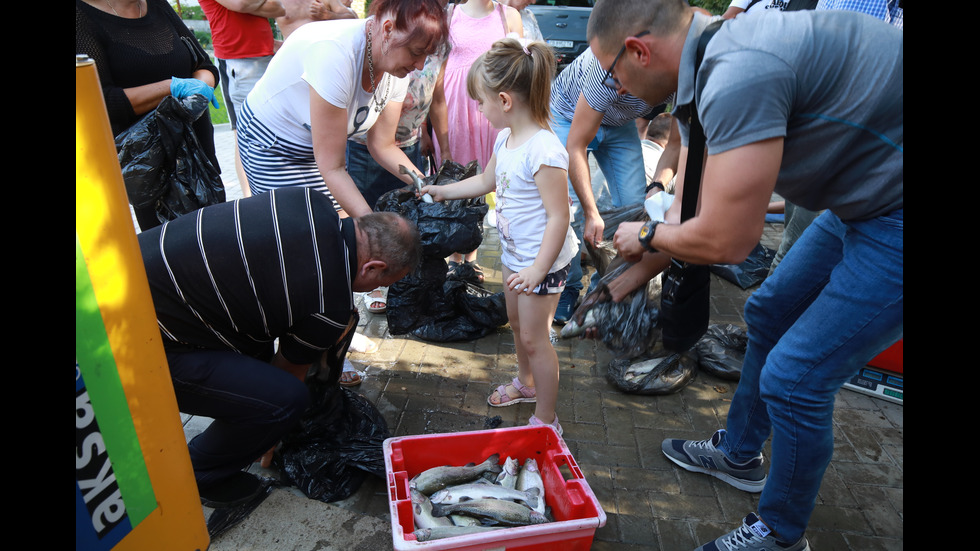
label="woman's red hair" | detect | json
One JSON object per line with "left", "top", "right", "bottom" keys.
{"left": 369, "top": 0, "right": 450, "bottom": 55}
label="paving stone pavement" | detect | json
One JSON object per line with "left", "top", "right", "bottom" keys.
{"left": 186, "top": 124, "right": 903, "bottom": 550}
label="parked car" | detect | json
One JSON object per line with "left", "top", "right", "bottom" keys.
{"left": 527, "top": 0, "right": 594, "bottom": 71}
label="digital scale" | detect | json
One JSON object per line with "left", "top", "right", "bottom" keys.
{"left": 843, "top": 366, "right": 903, "bottom": 405}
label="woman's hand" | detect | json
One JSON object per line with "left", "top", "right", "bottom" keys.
{"left": 170, "top": 76, "right": 219, "bottom": 108}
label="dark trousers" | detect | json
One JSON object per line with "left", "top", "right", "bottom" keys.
{"left": 167, "top": 349, "right": 311, "bottom": 490}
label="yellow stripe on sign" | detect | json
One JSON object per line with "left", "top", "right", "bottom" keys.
{"left": 76, "top": 55, "right": 208, "bottom": 550}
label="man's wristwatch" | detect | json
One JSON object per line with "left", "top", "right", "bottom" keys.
{"left": 638, "top": 220, "right": 660, "bottom": 253}
{"left": 645, "top": 181, "right": 666, "bottom": 194}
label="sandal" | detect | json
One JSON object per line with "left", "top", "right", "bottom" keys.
{"left": 488, "top": 377, "right": 536, "bottom": 407}
{"left": 340, "top": 359, "right": 363, "bottom": 387}
{"left": 366, "top": 287, "right": 387, "bottom": 314}
{"left": 464, "top": 260, "right": 485, "bottom": 284}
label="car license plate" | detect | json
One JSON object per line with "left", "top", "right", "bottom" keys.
{"left": 548, "top": 40, "right": 574, "bottom": 49}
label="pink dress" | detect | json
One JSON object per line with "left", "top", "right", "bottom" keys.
{"left": 438, "top": 2, "right": 510, "bottom": 172}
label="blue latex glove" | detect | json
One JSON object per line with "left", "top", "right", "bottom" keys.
{"left": 170, "top": 77, "right": 219, "bottom": 109}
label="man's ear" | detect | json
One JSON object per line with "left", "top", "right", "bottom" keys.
{"left": 626, "top": 36, "right": 651, "bottom": 66}
{"left": 359, "top": 259, "right": 389, "bottom": 279}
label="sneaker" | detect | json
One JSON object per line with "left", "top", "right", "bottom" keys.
{"left": 661, "top": 429, "right": 767, "bottom": 492}
{"left": 694, "top": 513, "right": 810, "bottom": 551}
{"left": 553, "top": 289, "right": 579, "bottom": 325}
{"left": 529, "top": 413, "right": 563, "bottom": 436}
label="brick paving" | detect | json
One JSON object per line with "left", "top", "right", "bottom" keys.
{"left": 333, "top": 219, "right": 904, "bottom": 551}
{"left": 194, "top": 125, "right": 903, "bottom": 550}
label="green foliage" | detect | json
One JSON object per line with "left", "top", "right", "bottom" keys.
{"left": 209, "top": 83, "right": 230, "bottom": 125}
{"left": 688, "top": 0, "right": 728, "bottom": 15}
{"left": 194, "top": 30, "right": 211, "bottom": 49}
{"left": 171, "top": 2, "right": 205, "bottom": 20}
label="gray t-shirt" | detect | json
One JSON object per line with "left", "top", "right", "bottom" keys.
{"left": 674, "top": 11, "right": 903, "bottom": 221}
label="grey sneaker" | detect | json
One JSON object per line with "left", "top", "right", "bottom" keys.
{"left": 661, "top": 429, "right": 767, "bottom": 492}
{"left": 695, "top": 512, "right": 810, "bottom": 551}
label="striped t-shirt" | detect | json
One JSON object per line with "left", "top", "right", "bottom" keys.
{"left": 550, "top": 48, "right": 658, "bottom": 128}
{"left": 138, "top": 187, "right": 358, "bottom": 365}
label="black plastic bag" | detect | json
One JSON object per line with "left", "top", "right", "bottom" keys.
{"left": 379, "top": 161, "right": 508, "bottom": 342}
{"left": 606, "top": 349, "right": 698, "bottom": 395}
{"left": 710, "top": 243, "right": 776, "bottom": 289}
{"left": 695, "top": 323, "right": 748, "bottom": 381}
{"left": 374, "top": 161, "right": 487, "bottom": 258}
{"left": 115, "top": 94, "right": 225, "bottom": 226}
{"left": 410, "top": 279, "right": 508, "bottom": 342}
{"left": 276, "top": 376, "right": 391, "bottom": 503}
{"left": 564, "top": 261, "right": 661, "bottom": 359}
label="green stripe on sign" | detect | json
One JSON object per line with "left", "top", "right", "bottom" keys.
{"left": 76, "top": 235, "right": 156, "bottom": 524}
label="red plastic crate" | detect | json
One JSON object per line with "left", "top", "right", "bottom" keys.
{"left": 868, "top": 338, "right": 903, "bottom": 375}
{"left": 384, "top": 426, "right": 606, "bottom": 550}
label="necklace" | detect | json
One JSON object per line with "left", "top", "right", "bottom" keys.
{"left": 365, "top": 23, "right": 391, "bottom": 113}
{"left": 106, "top": 0, "right": 143, "bottom": 17}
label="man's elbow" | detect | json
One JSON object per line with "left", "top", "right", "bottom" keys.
{"left": 705, "top": 237, "right": 758, "bottom": 265}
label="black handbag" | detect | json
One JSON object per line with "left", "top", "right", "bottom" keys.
{"left": 659, "top": 20, "right": 723, "bottom": 352}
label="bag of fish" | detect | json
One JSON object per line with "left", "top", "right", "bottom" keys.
{"left": 605, "top": 347, "right": 699, "bottom": 395}
{"left": 408, "top": 453, "right": 553, "bottom": 542}
{"left": 560, "top": 261, "right": 662, "bottom": 359}
{"left": 693, "top": 323, "right": 748, "bottom": 381}
{"left": 378, "top": 161, "right": 509, "bottom": 342}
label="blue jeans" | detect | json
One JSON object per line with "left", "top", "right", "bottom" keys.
{"left": 720, "top": 209, "right": 904, "bottom": 542}
{"left": 346, "top": 139, "right": 423, "bottom": 210}
{"left": 551, "top": 109, "right": 646, "bottom": 297}
{"left": 167, "top": 349, "right": 312, "bottom": 490}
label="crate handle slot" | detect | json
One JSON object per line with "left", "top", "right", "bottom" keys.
{"left": 558, "top": 453, "right": 584, "bottom": 479}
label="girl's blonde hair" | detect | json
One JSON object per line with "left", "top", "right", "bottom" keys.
{"left": 466, "top": 38, "right": 556, "bottom": 129}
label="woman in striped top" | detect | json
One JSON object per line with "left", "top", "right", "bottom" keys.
{"left": 237, "top": 0, "right": 449, "bottom": 218}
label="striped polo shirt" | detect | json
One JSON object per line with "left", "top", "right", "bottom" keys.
{"left": 551, "top": 48, "right": 658, "bottom": 128}
{"left": 138, "top": 187, "right": 358, "bottom": 365}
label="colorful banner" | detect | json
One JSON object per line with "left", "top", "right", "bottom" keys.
{"left": 76, "top": 55, "right": 208, "bottom": 550}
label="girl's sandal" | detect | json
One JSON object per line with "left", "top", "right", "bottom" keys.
{"left": 488, "top": 377, "right": 536, "bottom": 407}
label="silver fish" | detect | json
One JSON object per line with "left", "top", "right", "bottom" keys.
{"left": 430, "top": 498, "right": 550, "bottom": 526}
{"left": 413, "top": 525, "right": 503, "bottom": 542}
{"left": 411, "top": 488, "right": 453, "bottom": 529}
{"left": 399, "top": 164, "right": 434, "bottom": 203}
{"left": 495, "top": 456, "right": 520, "bottom": 489}
{"left": 624, "top": 356, "right": 671, "bottom": 381}
{"left": 449, "top": 514, "right": 481, "bottom": 527}
{"left": 430, "top": 482, "right": 540, "bottom": 510}
{"left": 411, "top": 453, "right": 502, "bottom": 495}
{"left": 516, "top": 458, "right": 546, "bottom": 515}
{"left": 559, "top": 308, "right": 598, "bottom": 338}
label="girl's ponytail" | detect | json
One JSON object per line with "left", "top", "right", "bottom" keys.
{"left": 467, "top": 38, "right": 557, "bottom": 129}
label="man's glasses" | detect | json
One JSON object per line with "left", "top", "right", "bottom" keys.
{"left": 602, "top": 30, "right": 650, "bottom": 91}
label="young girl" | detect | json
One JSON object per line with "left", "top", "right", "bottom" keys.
{"left": 421, "top": 38, "right": 578, "bottom": 435}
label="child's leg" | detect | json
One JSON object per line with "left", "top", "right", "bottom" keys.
{"left": 488, "top": 267, "right": 537, "bottom": 405}
{"left": 515, "top": 290, "right": 561, "bottom": 424}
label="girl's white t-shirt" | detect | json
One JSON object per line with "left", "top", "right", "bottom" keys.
{"left": 245, "top": 18, "right": 408, "bottom": 145}
{"left": 492, "top": 128, "right": 579, "bottom": 272}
